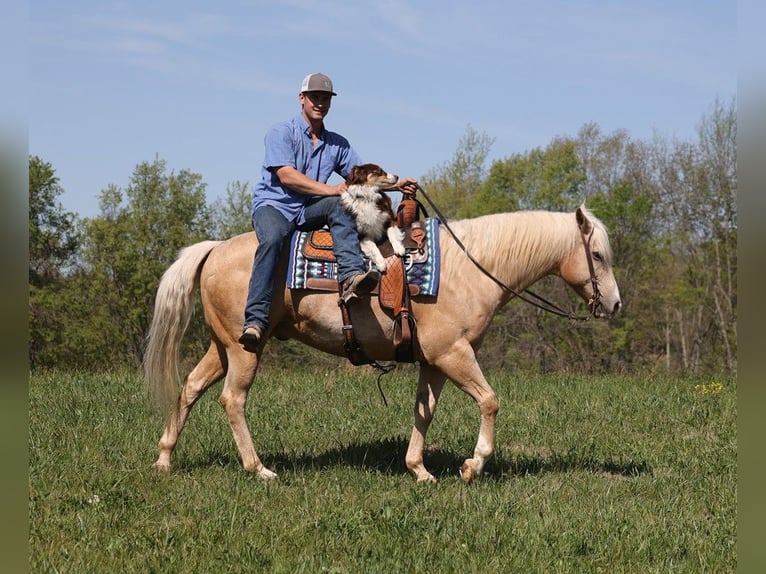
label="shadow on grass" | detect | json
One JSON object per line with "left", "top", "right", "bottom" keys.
{"left": 179, "top": 436, "right": 652, "bottom": 480}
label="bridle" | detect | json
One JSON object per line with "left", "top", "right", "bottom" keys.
{"left": 580, "top": 227, "right": 603, "bottom": 317}
{"left": 415, "top": 185, "right": 602, "bottom": 321}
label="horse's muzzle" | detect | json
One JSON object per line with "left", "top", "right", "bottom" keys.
{"left": 597, "top": 299, "right": 622, "bottom": 319}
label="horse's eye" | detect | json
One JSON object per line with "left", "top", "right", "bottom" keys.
{"left": 593, "top": 251, "right": 603, "bottom": 262}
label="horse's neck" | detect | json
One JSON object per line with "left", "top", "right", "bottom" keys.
{"left": 447, "top": 212, "right": 572, "bottom": 291}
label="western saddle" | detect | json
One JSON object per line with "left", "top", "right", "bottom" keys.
{"left": 300, "top": 191, "right": 428, "bottom": 365}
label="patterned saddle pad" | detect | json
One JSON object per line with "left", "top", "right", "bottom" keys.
{"left": 286, "top": 217, "right": 441, "bottom": 296}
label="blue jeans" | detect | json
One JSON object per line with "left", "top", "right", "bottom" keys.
{"left": 243, "top": 197, "right": 366, "bottom": 330}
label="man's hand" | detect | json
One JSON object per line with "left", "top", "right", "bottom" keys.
{"left": 331, "top": 181, "right": 348, "bottom": 196}
{"left": 393, "top": 177, "right": 418, "bottom": 194}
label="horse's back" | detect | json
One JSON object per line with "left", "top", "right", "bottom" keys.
{"left": 199, "top": 232, "right": 258, "bottom": 330}
{"left": 199, "top": 232, "right": 324, "bottom": 335}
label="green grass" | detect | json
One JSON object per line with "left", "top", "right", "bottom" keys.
{"left": 29, "top": 368, "right": 736, "bottom": 572}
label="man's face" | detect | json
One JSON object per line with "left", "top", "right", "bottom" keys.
{"left": 300, "top": 91, "right": 332, "bottom": 121}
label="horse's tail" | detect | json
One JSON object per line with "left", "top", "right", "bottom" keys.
{"left": 144, "top": 240, "right": 222, "bottom": 415}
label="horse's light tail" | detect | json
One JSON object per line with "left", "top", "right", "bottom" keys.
{"left": 144, "top": 240, "right": 222, "bottom": 415}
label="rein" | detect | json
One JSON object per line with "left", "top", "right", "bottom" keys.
{"left": 414, "top": 185, "right": 600, "bottom": 321}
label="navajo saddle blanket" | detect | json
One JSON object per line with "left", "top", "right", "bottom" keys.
{"left": 286, "top": 216, "right": 441, "bottom": 297}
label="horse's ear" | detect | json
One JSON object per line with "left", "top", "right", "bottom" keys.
{"left": 576, "top": 204, "right": 593, "bottom": 235}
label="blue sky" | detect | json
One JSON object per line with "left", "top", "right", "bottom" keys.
{"left": 29, "top": 0, "right": 737, "bottom": 218}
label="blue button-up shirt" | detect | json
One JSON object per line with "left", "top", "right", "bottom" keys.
{"left": 252, "top": 114, "right": 363, "bottom": 224}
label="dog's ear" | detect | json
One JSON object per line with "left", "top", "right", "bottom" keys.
{"left": 346, "top": 165, "right": 363, "bottom": 185}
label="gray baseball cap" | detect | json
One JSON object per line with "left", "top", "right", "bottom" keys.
{"left": 300, "top": 73, "right": 337, "bottom": 95}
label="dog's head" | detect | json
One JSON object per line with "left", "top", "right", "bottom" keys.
{"left": 346, "top": 164, "right": 398, "bottom": 190}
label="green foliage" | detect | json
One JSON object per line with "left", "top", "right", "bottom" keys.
{"left": 420, "top": 125, "right": 494, "bottom": 219}
{"left": 473, "top": 137, "right": 585, "bottom": 216}
{"left": 30, "top": 158, "right": 214, "bottom": 369}
{"left": 29, "top": 276, "right": 122, "bottom": 370}
{"left": 210, "top": 180, "right": 253, "bottom": 239}
{"left": 29, "top": 369, "right": 737, "bottom": 572}
{"left": 586, "top": 181, "right": 664, "bottom": 366}
{"left": 28, "top": 155, "right": 80, "bottom": 286}
{"left": 645, "top": 99, "right": 737, "bottom": 374}
{"left": 28, "top": 156, "right": 84, "bottom": 368}
{"left": 84, "top": 159, "right": 213, "bottom": 363}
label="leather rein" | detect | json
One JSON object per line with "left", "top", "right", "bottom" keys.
{"left": 414, "top": 185, "right": 602, "bottom": 321}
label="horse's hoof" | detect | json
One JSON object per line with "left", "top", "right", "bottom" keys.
{"left": 152, "top": 462, "right": 170, "bottom": 474}
{"left": 257, "top": 467, "right": 278, "bottom": 480}
{"left": 416, "top": 473, "right": 437, "bottom": 484}
{"left": 459, "top": 462, "right": 475, "bottom": 484}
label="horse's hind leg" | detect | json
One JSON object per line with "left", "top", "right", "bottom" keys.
{"left": 218, "top": 350, "right": 277, "bottom": 479}
{"left": 154, "top": 343, "right": 225, "bottom": 472}
{"left": 406, "top": 364, "right": 447, "bottom": 483}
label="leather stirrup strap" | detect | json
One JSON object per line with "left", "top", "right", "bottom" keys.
{"left": 393, "top": 275, "right": 416, "bottom": 363}
{"left": 337, "top": 287, "right": 371, "bottom": 366}
{"left": 393, "top": 310, "right": 414, "bottom": 363}
{"left": 338, "top": 281, "right": 416, "bottom": 365}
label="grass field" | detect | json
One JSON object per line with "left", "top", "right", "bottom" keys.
{"left": 29, "top": 368, "right": 736, "bottom": 572}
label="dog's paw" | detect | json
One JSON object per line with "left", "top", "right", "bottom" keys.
{"left": 375, "top": 260, "right": 388, "bottom": 272}
{"left": 393, "top": 243, "right": 406, "bottom": 257}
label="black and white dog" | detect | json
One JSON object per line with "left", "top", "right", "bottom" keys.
{"left": 340, "top": 163, "right": 406, "bottom": 272}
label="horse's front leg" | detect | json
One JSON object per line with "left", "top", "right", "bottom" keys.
{"left": 406, "top": 364, "right": 447, "bottom": 483}
{"left": 433, "top": 339, "right": 499, "bottom": 484}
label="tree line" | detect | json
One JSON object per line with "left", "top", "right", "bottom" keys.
{"left": 29, "top": 98, "right": 736, "bottom": 376}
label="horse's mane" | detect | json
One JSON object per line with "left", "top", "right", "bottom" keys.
{"left": 439, "top": 207, "right": 611, "bottom": 284}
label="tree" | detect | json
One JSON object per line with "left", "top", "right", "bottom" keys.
{"left": 474, "top": 137, "right": 585, "bottom": 216}
{"left": 28, "top": 156, "right": 80, "bottom": 287}
{"left": 80, "top": 158, "right": 213, "bottom": 366}
{"left": 419, "top": 125, "right": 494, "bottom": 219}
{"left": 652, "top": 99, "right": 737, "bottom": 374}
{"left": 210, "top": 180, "right": 253, "bottom": 239}
{"left": 28, "top": 156, "right": 84, "bottom": 368}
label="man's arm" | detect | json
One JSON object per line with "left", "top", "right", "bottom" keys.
{"left": 273, "top": 166, "right": 346, "bottom": 197}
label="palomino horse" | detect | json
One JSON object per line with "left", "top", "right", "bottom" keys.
{"left": 145, "top": 205, "right": 621, "bottom": 483}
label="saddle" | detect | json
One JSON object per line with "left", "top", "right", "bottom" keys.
{"left": 301, "top": 192, "right": 428, "bottom": 364}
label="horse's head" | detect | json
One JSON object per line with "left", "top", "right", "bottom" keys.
{"left": 559, "top": 205, "right": 622, "bottom": 319}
